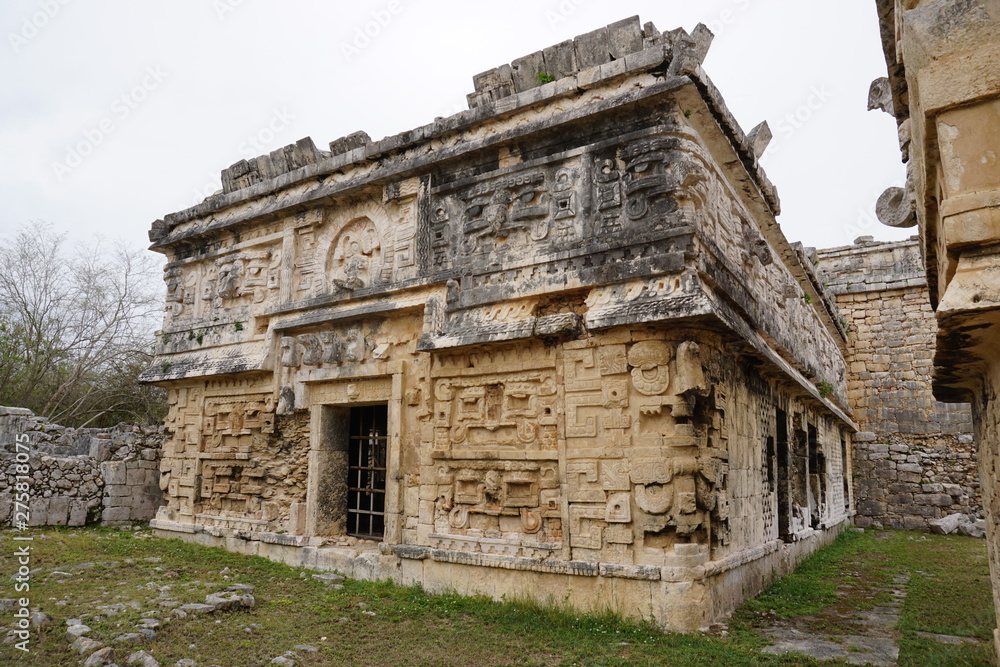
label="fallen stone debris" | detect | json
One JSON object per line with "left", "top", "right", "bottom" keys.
{"left": 1, "top": 560, "right": 264, "bottom": 666}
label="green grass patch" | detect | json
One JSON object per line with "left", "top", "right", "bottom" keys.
{"left": 0, "top": 527, "right": 827, "bottom": 666}
{"left": 898, "top": 633, "right": 995, "bottom": 667}
{"left": 735, "top": 528, "right": 996, "bottom": 666}
{"left": 0, "top": 526, "right": 995, "bottom": 666}
{"left": 881, "top": 532, "right": 995, "bottom": 640}
{"left": 739, "top": 528, "right": 887, "bottom": 619}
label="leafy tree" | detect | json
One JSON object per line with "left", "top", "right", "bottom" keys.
{"left": 0, "top": 222, "right": 166, "bottom": 427}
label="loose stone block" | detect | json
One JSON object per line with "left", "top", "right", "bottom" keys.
{"left": 542, "top": 40, "right": 576, "bottom": 79}
{"left": 606, "top": 16, "right": 643, "bottom": 58}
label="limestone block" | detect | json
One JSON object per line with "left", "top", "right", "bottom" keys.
{"left": 858, "top": 500, "right": 886, "bottom": 516}
{"left": 607, "top": 16, "right": 643, "bottom": 58}
{"left": 288, "top": 502, "right": 306, "bottom": 535}
{"left": 68, "top": 501, "right": 89, "bottom": 527}
{"left": 126, "top": 467, "right": 145, "bottom": 487}
{"left": 27, "top": 498, "right": 49, "bottom": 526}
{"left": 89, "top": 438, "right": 113, "bottom": 462}
{"left": 102, "top": 507, "right": 131, "bottom": 524}
{"left": 329, "top": 131, "right": 371, "bottom": 156}
{"left": 511, "top": 51, "right": 545, "bottom": 93}
{"left": 746, "top": 121, "right": 773, "bottom": 159}
{"left": 107, "top": 485, "right": 130, "bottom": 498}
{"left": 958, "top": 521, "right": 986, "bottom": 538}
{"left": 538, "top": 41, "right": 575, "bottom": 81}
{"left": 928, "top": 513, "right": 967, "bottom": 535}
{"left": 101, "top": 461, "right": 127, "bottom": 486}
{"left": 931, "top": 494, "right": 955, "bottom": 507}
{"left": 574, "top": 26, "right": 611, "bottom": 70}
{"left": 47, "top": 496, "right": 70, "bottom": 525}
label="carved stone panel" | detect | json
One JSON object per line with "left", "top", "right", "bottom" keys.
{"left": 159, "top": 379, "right": 278, "bottom": 522}
{"left": 429, "top": 345, "right": 559, "bottom": 456}
{"left": 328, "top": 217, "right": 382, "bottom": 292}
{"left": 431, "top": 460, "right": 560, "bottom": 546}
{"left": 162, "top": 244, "right": 281, "bottom": 325}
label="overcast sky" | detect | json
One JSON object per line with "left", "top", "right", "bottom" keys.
{"left": 1, "top": 0, "right": 911, "bottom": 257}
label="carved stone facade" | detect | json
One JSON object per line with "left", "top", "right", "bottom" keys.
{"left": 144, "top": 17, "right": 855, "bottom": 631}
{"left": 873, "top": 0, "right": 1000, "bottom": 651}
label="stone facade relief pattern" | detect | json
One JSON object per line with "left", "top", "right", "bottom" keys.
{"left": 157, "top": 378, "right": 311, "bottom": 532}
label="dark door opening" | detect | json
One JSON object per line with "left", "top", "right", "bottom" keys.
{"left": 347, "top": 405, "right": 387, "bottom": 539}
{"left": 808, "top": 424, "right": 825, "bottom": 529}
{"left": 776, "top": 408, "right": 792, "bottom": 541}
{"left": 841, "top": 432, "right": 850, "bottom": 511}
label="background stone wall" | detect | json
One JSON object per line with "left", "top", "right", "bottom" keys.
{"left": 817, "top": 237, "right": 978, "bottom": 530}
{"left": 0, "top": 406, "right": 165, "bottom": 527}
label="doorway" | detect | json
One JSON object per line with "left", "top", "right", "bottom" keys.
{"left": 346, "top": 405, "right": 388, "bottom": 539}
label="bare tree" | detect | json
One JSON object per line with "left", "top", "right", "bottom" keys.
{"left": 0, "top": 222, "right": 166, "bottom": 427}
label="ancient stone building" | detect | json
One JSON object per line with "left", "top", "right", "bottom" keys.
{"left": 816, "top": 237, "right": 977, "bottom": 530}
{"left": 143, "top": 17, "right": 856, "bottom": 630}
{"left": 872, "top": 0, "right": 1000, "bottom": 650}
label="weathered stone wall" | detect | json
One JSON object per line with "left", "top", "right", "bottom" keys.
{"left": 816, "top": 237, "right": 976, "bottom": 530}
{"left": 0, "top": 407, "right": 165, "bottom": 527}
{"left": 852, "top": 434, "right": 977, "bottom": 530}
{"left": 976, "top": 360, "right": 1000, "bottom": 636}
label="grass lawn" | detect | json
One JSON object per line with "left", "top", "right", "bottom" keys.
{"left": 0, "top": 526, "right": 994, "bottom": 666}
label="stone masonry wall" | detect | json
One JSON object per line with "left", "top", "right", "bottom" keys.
{"left": 817, "top": 237, "right": 977, "bottom": 530}
{"left": 0, "top": 406, "right": 166, "bottom": 527}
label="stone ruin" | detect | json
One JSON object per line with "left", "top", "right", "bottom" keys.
{"left": 816, "top": 237, "right": 979, "bottom": 534}
{"left": 872, "top": 0, "right": 1000, "bottom": 650}
{"left": 0, "top": 407, "right": 164, "bottom": 527}
{"left": 141, "top": 16, "right": 862, "bottom": 631}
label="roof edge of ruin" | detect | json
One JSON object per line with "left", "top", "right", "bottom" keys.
{"left": 147, "top": 18, "right": 780, "bottom": 246}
